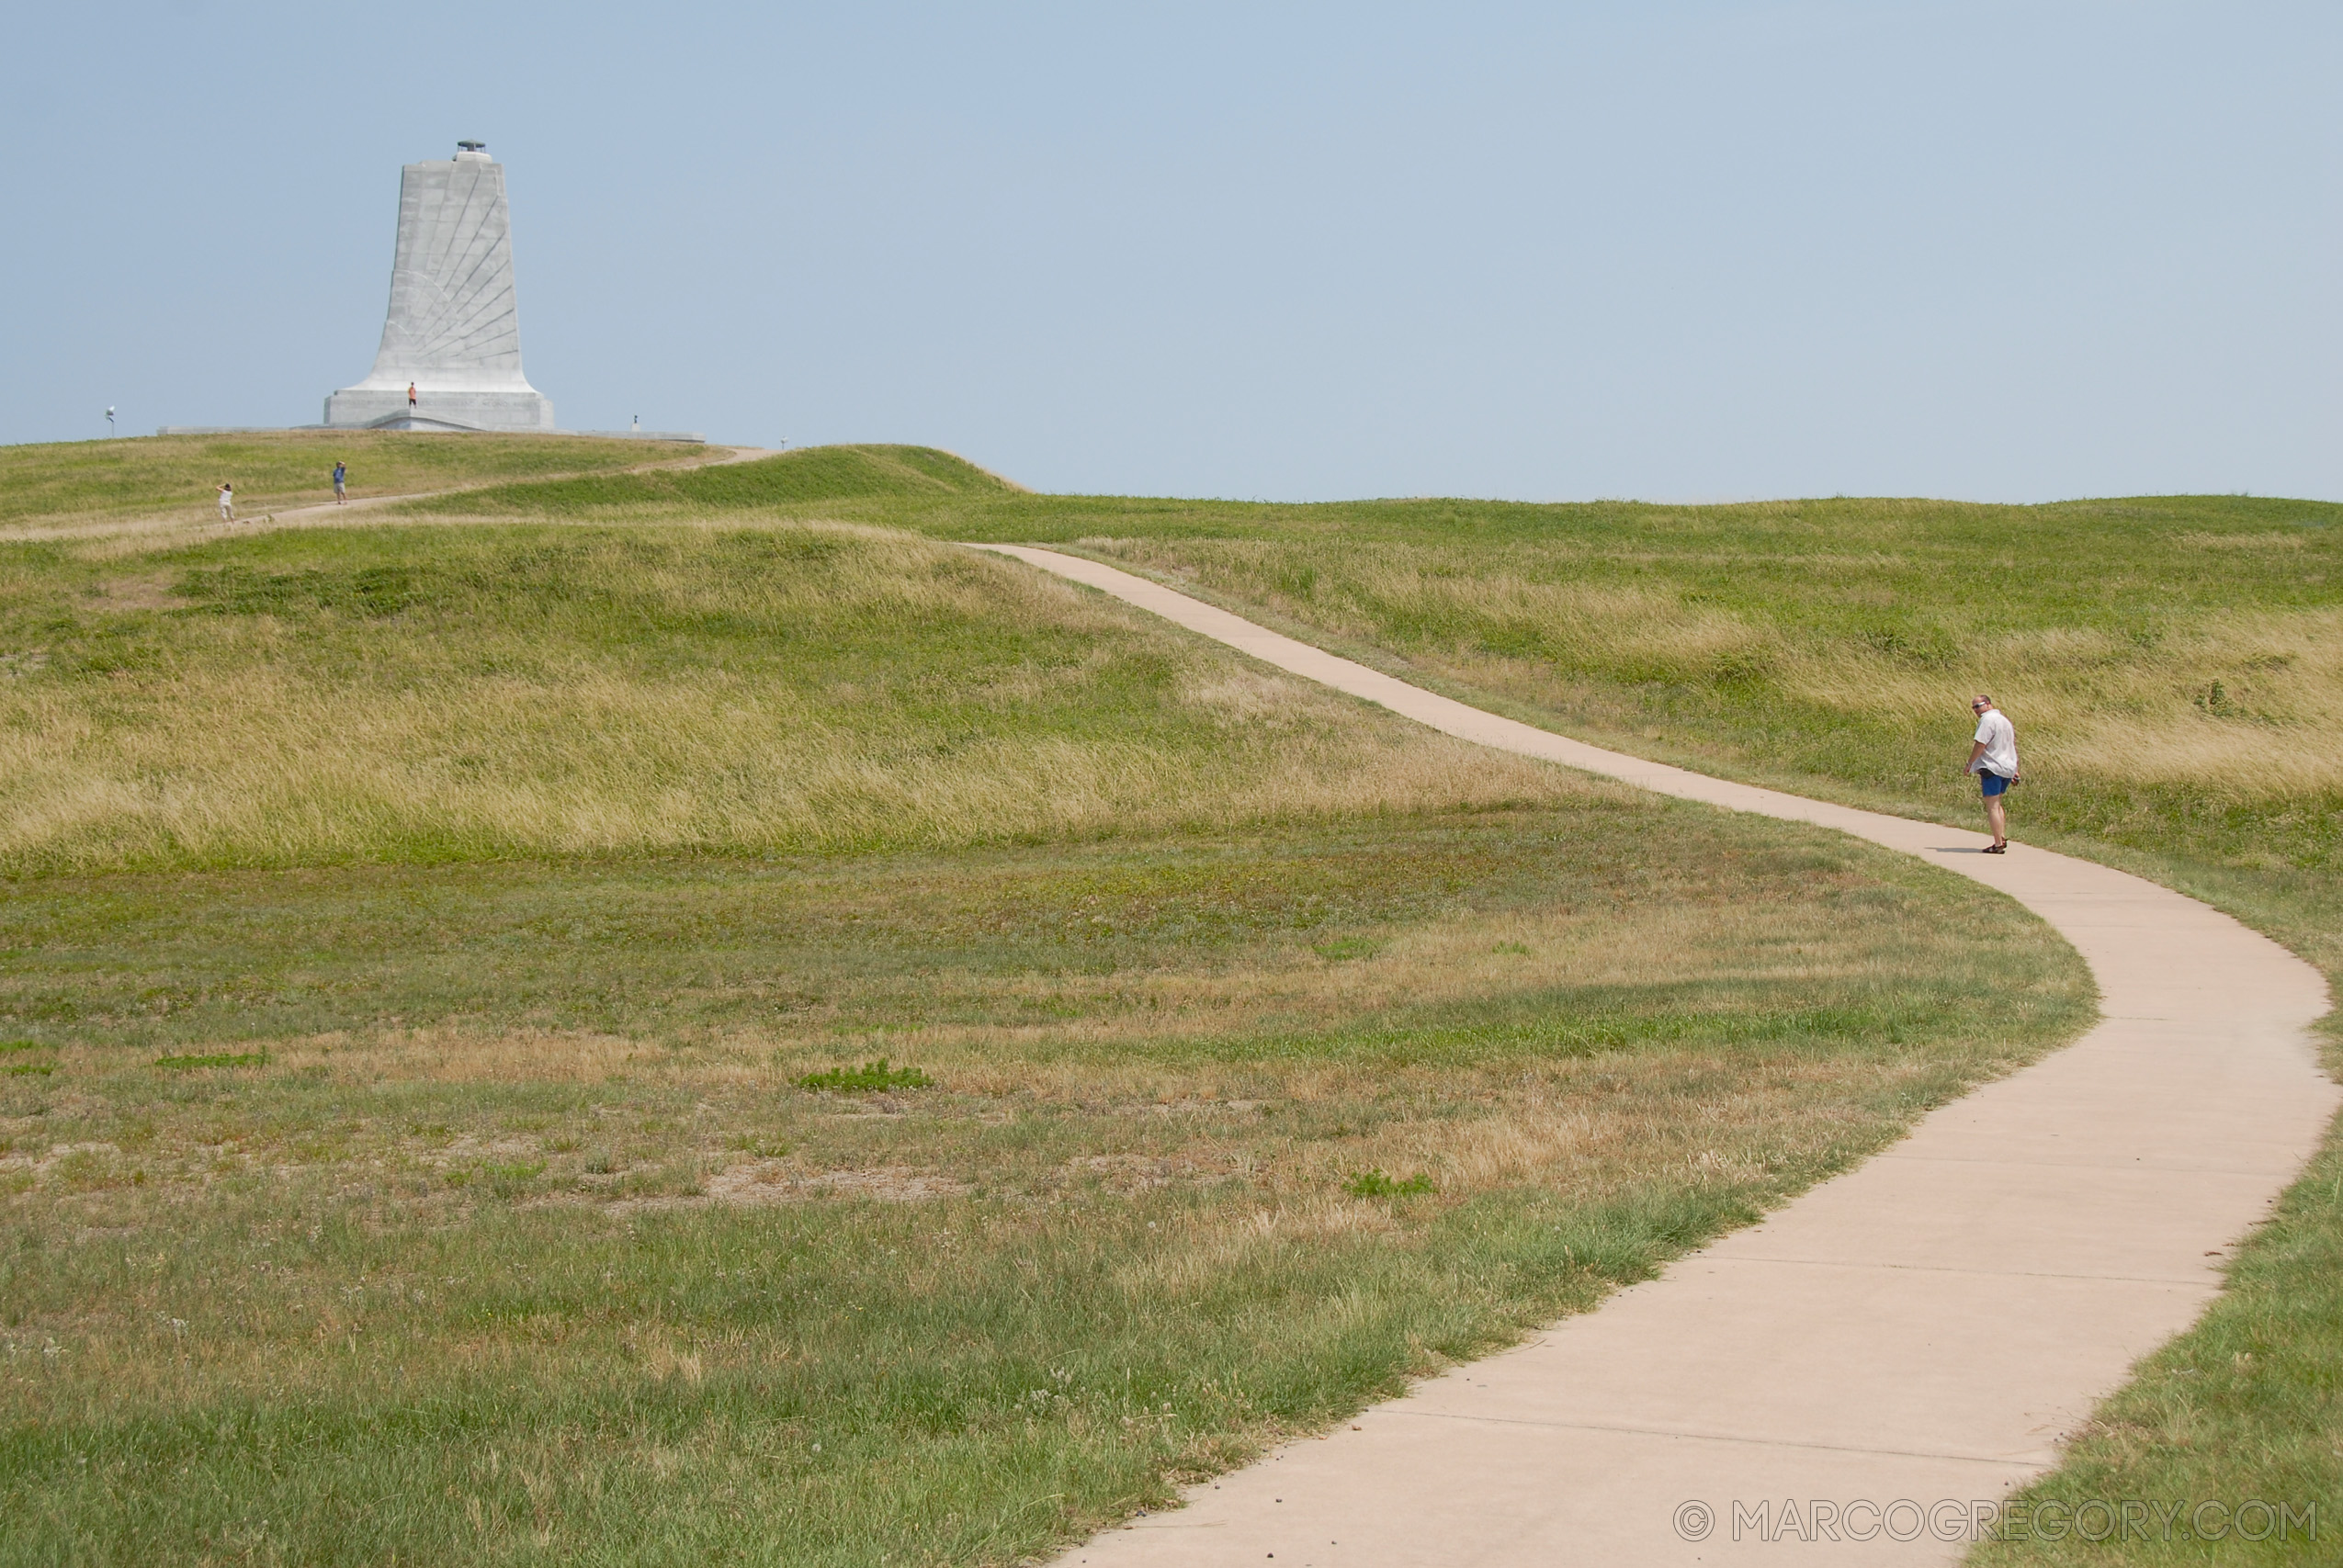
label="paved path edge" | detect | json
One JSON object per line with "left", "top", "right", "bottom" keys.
{"left": 968, "top": 544, "right": 2339, "bottom": 1568}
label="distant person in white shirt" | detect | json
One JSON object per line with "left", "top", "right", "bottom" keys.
{"left": 1964, "top": 695, "right": 2020, "bottom": 853}
{"left": 217, "top": 480, "right": 234, "bottom": 523}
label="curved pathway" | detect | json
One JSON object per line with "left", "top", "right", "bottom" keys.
{"left": 973, "top": 546, "right": 2338, "bottom": 1567}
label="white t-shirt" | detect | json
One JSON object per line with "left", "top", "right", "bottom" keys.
{"left": 1972, "top": 709, "right": 2018, "bottom": 776}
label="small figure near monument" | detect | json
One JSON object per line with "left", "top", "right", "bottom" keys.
{"left": 407, "top": 382, "right": 418, "bottom": 413}
{"left": 1965, "top": 694, "right": 2020, "bottom": 853}
{"left": 217, "top": 481, "right": 234, "bottom": 523}
{"left": 333, "top": 461, "right": 347, "bottom": 503}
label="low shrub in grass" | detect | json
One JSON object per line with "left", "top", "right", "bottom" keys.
{"left": 798, "top": 1058, "right": 934, "bottom": 1093}
{"left": 152, "top": 1051, "right": 266, "bottom": 1071}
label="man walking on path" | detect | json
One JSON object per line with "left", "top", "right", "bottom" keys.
{"left": 216, "top": 481, "right": 234, "bottom": 523}
{"left": 1966, "top": 694, "right": 2020, "bottom": 853}
{"left": 333, "top": 461, "right": 347, "bottom": 504}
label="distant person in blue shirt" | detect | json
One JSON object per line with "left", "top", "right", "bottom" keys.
{"left": 1964, "top": 695, "right": 2020, "bottom": 853}
{"left": 332, "top": 461, "right": 347, "bottom": 504}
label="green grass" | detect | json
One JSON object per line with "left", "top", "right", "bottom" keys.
{"left": 390, "top": 461, "right": 2343, "bottom": 888}
{"left": 0, "top": 435, "right": 2106, "bottom": 1562}
{"left": 390, "top": 453, "right": 2343, "bottom": 1562}
{"left": 0, "top": 809, "right": 2087, "bottom": 1567}
{"left": 394, "top": 442, "right": 1018, "bottom": 517}
{"left": 0, "top": 430, "right": 706, "bottom": 534}
{"left": 8, "top": 435, "right": 2329, "bottom": 1563}
{"left": 0, "top": 516, "right": 1580, "bottom": 874}
{"left": 831, "top": 481, "right": 2343, "bottom": 1568}
{"left": 798, "top": 1060, "right": 936, "bottom": 1093}
{"left": 379, "top": 462, "right": 2343, "bottom": 997}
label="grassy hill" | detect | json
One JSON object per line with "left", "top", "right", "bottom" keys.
{"left": 384, "top": 460, "right": 2343, "bottom": 963}
{"left": 0, "top": 520, "right": 1555, "bottom": 874}
{"left": 377, "top": 452, "right": 2343, "bottom": 878}
{"left": 390, "top": 455, "right": 2343, "bottom": 1564}
{"left": 0, "top": 436, "right": 2106, "bottom": 1566}
{"left": 396, "top": 442, "right": 1021, "bottom": 519}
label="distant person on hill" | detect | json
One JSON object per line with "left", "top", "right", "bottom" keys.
{"left": 217, "top": 480, "right": 234, "bottom": 523}
{"left": 333, "top": 460, "right": 347, "bottom": 503}
{"left": 407, "top": 382, "right": 418, "bottom": 413}
{"left": 1965, "top": 694, "right": 2020, "bottom": 853}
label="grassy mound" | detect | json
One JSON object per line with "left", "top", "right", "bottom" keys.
{"left": 398, "top": 443, "right": 1020, "bottom": 519}
{"left": 0, "top": 520, "right": 1568, "bottom": 874}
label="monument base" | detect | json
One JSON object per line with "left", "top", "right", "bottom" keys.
{"left": 324, "top": 387, "right": 556, "bottom": 433}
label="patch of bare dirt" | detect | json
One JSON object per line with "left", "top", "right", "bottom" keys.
{"left": 561, "top": 1161, "right": 973, "bottom": 1214}
{"left": 705, "top": 1160, "right": 970, "bottom": 1204}
{"left": 1055, "top": 1151, "right": 1235, "bottom": 1195}
{"left": 88, "top": 573, "right": 184, "bottom": 611}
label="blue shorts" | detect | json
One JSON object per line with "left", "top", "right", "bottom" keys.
{"left": 1979, "top": 772, "right": 2011, "bottom": 797}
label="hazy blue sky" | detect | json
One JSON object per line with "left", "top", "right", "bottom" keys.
{"left": 6, "top": 3, "right": 2336, "bottom": 502}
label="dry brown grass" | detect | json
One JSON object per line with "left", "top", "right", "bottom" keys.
{"left": 0, "top": 522, "right": 1586, "bottom": 874}
{"left": 1796, "top": 610, "right": 2343, "bottom": 795}
{"left": 0, "top": 665, "right": 1566, "bottom": 868}
{"left": 1090, "top": 537, "right": 2343, "bottom": 803}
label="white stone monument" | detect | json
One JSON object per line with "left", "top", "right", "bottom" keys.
{"left": 325, "top": 141, "right": 555, "bottom": 432}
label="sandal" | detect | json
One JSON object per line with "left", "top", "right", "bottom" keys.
{"left": 1983, "top": 843, "right": 2007, "bottom": 854}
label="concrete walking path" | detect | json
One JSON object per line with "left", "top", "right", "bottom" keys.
{"left": 972, "top": 546, "right": 2338, "bottom": 1567}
